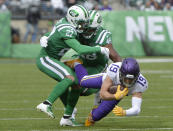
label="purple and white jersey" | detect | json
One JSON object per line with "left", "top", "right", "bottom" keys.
{"left": 102, "top": 62, "right": 148, "bottom": 95}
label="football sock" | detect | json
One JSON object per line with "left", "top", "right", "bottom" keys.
{"left": 47, "top": 78, "right": 73, "bottom": 104}
{"left": 63, "top": 114, "right": 71, "bottom": 119}
{"left": 43, "top": 100, "right": 52, "bottom": 106}
{"left": 64, "top": 88, "right": 81, "bottom": 115}
{"left": 74, "top": 62, "right": 80, "bottom": 67}
{"left": 60, "top": 89, "right": 69, "bottom": 107}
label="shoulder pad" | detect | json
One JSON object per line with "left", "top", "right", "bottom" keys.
{"left": 96, "top": 29, "right": 112, "bottom": 45}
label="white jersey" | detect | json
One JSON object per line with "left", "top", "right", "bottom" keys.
{"left": 102, "top": 62, "right": 148, "bottom": 95}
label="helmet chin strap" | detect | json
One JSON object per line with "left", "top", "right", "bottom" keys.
{"left": 83, "top": 33, "right": 94, "bottom": 39}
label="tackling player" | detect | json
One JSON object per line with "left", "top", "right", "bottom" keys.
{"left": 66, "top": 57, "right": 148, "bottom": 126}
{"left": 61, "top": 10, "right": 122, "bottom": 126}
{"left": 36, "top": 5, "right": 110, "bottom": 125}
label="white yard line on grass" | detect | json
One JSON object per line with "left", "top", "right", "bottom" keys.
{"left": 1, "top": 115, "right": 173, "bottom": 121}
{"left": 137, "top": 58, "right": 173, "bottom": 63}
{"left": 30, "top": 128, "right": 173, "bottom": 131}
{"left": 99, "top": 128, "right": 173, "bottom": 131}
{"left": 142, "top": 70, "right": 173, "bottom": 74}
{"left": 0, "top": 105, "right": 173, "bottom": 111}
{"left": 0, "top": 98, "right": 173, "bottom": 104}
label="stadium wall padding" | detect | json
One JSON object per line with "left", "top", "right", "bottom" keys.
{"left": 101, "top": 11, "right": 173, "bottom": 56}
{"left": 11, "top": 44, "right": 41, "bottom": 58}
{"left": 2, "top": 11, "right": 173, "bottom": 58}
{"left": 0, "top": 12, "right": 11, "bottom": 57}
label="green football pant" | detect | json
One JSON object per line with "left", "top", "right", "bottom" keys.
{"left": 36, "top": 56, "right": 78, "bottom": 104}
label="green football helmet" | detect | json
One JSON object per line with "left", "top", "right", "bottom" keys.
{"left": 83, "top": 10, "right": 102, "bottom": 39}
{"left": 66, "top": 5, "right": 89, "bottom": 33}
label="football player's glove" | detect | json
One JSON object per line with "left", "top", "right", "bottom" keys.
{"left": 114, "top": 85, "right": 128, "bottom": 100}
{"left": 100, "top": 46, "right": 110, "bottom": 59}
{"left": 40, "top": 36, "right": 48, "bottom": 47}
{"left": 112, "top": 106, "right": 126, "bottom": 116}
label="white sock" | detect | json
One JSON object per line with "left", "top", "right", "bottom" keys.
{"left": 74, "top": 62, "right": 81, "bottom": 67}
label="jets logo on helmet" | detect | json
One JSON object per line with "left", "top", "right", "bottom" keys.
{"left": 69, "top": 10, "right": 79, "bottom": 17}
{"left": 66, "top": 5, "right": 89, "bottom": 33}
{"left": 97, "top": 16, "right": 102, "bottom": 24}
{"left": 83, "top": 10, "right": 102, "bottom": 39}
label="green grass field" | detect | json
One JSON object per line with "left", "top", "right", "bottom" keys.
{"left": 0, "top": 58, "right": 173, "bottom": 131}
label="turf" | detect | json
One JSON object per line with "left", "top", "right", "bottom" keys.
{"left": 0, "top": 58, "right": 173, "bottom": 131}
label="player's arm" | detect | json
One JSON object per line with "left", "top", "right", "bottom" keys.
{"left": 100, "top": 76, "right": 128, "bottom": 100}
{"left": 113, "top": 92, "right": 142, "bottom": 116}
{"left": 100, "top": 75, "right": 115, "bottom": 100}
{"left": 125, "top": 92, "right": 142, "bottom": 116}
{"left": 100, "top": 31, "right": 121, "bottom": 62}
{"left": 64, "top": 39, "right": 109, "bottom": 57}
{"left": 40, "top": 32, "right": 50, "bottom": 47}
{"left": 104, "top": 44, "right": 122, "bottom": 62}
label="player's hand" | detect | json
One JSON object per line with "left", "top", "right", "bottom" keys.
{"left": 112, "top": 106, "right": 126, "bottom": 116}
{"left": 100, "top": 46, "right": 110, "bottom": 58}
{"left": 114, "top": 85, "right": 128, "bottom": 100}
{"left": 40, "top": 36, "right": 48, "bottom": 47}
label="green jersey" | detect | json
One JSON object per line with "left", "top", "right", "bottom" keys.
{"left": 39, "top": 18, "right": 77, "bottom": 60}
{"left": 78, "top": 26, "right": 112, "bottom": 67}
{"left": 39, "top": 18, "right": 101, "bottom": 60}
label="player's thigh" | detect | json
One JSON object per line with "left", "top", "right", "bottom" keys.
{"left": 36, "top": 56, "right": 76, "bottom": 82}
{"left": 80, "top": 73, "right": 104, "bottom": 89}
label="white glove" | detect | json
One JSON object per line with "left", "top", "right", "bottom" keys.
{"left": 40, "top": 36, "right": 48, "bottom": 47}
{"left": 100, "top": 47, "right": 110, "bottom": 59}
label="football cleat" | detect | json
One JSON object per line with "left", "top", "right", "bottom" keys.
{"left": 64, "top": 59, "right": 83, "bottom": 68}
{"left": 60, "top": 117, "right": 83, "bottom": 126}
{"left": 36, "top": 103, "right": 55, "bottom": 119}
{"left": 85, "top": 113, "right": 95, "bottom": 127}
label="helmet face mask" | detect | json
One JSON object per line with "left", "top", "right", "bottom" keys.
{"left": 66, "top": 5, "right": 89, "bottom": 33}
{"left": 83, "top": 10, "right": 102, "bottom": 39}
{"left": 76, "top": 19, "right": 89, "bottom": 33}
{"left": 83, "top": 27, "right": 98, "bottom": 39}
{"left": 119, "top": 58, "right": 140, "bottom": 88}
{"left": 120, "top": 72, "right": 138, "bottom": 88}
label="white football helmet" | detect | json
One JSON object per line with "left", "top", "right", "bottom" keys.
{"left": 66, "top": 5, "right": 89, "bottom": 33}
{"left": 83, "top": 10, "right": 102, "bottom": 39}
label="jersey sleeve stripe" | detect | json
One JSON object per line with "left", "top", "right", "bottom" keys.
{"left": 96, "top": 30, "right": 106, "bottom": 44}
{"left": 58, "top": 25, "right": 77, "bottom": 35}
{"left": 99, "top": 31, "right": 111, "bottom": 44}
{"left": 48, "top": 24, "right": 77, "bottom": 38}
{"left": 56, "top": 24, "right": 77, "bottom": 34}
{"left": 56, "top": 24, "right": 76, "bottom": 30}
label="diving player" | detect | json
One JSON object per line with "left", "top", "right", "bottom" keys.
{"left": 66, "top": 57, "right": 148, "bottom": 126}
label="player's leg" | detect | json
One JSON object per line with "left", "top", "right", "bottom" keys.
{"left": 36, "top": 56, "right": 76, "bottom": 118}
{"left": 63, "top": 63, "right": 104, "bottom": 116}
{"left": 74, "top": 64, "right": 104, "bottom": 89}
{"left": 60, "top": 85, "right": 82, "bottom": 126}
{"left": 61, "top": 60, "right": 104, "bottom": 126}
{"left": 85, "top": 100, "right": 120, "bottom": 126}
